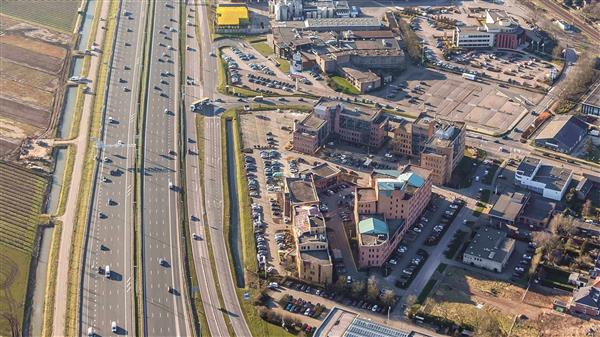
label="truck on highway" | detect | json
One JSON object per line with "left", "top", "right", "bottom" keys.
{"left": 462, "top": 72, "right": 477, "bottom": 81}
{"left": 190, "top": 97, "right": 209, "bottom": 111}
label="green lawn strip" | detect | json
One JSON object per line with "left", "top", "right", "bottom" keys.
{"left": 228, "top": 86, "right": 262, "bottom": 97}
{"left": 435, "top": 263, "right": 447, "bottom": 274}
{"left": 251, "top": 42, "right": 274, "bottom": 58}
{"left": 54, "top": 145, "right": 75, "bottom": 216}
{"left": 41, "top": 222, "right": 62, "bottom": 337}
{"left": 64, "top": 2, "right": 119, "bottom": 335}
{"left": 444, "top": 230, "right": 467, "bottom": 259}
{"left": 276, "top": 58, "right": 290, "bottom": 73}
{"left": 328, "top": 76, "right": 360, "bottom": 95}
{"left": 217, "top": 47, "right": 228, "bottom": 94}
{"left": 416, "top": 279, "right": 437, "bottom": 305}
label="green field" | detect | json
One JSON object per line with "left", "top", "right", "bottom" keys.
{"left": 0, "top": 0, "right": 81, "bottom": 32}
{"left": 328, "top": 76, "right": 360, "bottom": 95}
{"left": 0, "top": 162, "right": 47, "bottom": 336}
{"left": 251, "top": 42, "right": 274, "bottom": 58}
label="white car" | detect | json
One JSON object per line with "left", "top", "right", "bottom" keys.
{"left": 413, "top": 227, "right": 422, "bottom": 233}
{"left": 389, "top": 259, "right": 397, "bottom": 265}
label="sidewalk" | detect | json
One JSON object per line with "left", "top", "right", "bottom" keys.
{"left": 52, "top": 1, "right": 110, "bottom": 335}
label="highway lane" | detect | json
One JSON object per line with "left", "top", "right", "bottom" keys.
{"left": 194, "top": 1, "right": 254, "bottom": 336}
{"left": 80, "top": 1, "right": 145, "bottom": 335}
{"left": 182, "top": 1, "right": 230, "bottom": 336}
{"left": 141, "top": 1, "right": 190, "bottom": 336}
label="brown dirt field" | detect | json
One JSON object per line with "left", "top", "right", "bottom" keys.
{"left": 0, "top": 98, "right": 50, "bottom": 129}
{"left": 0, "top": 43, "right": 63, "bottom": 74}
{"left": 0, "top": 139, "right": 18, "bottom": 157}
{"left": 0, "top": 35, "right": 66, "bottom": 59}
{"left": 0, "top": 79, "right": 54, "bottom": 109}
{"left": 0, "top": 14, "right": 21, "bottom": 29}
{"left": 0, "top": 58, "right": 58, "bottom": 92}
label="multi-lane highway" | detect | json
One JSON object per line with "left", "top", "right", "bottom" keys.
{"left": 79, "top": 1, "right": 145, "bottom": 335}
{"left": 182, "top": 1, "right": 230, "bottom": 336}
{"left": 140, "top": 0, "right": 191, "bottom": 336}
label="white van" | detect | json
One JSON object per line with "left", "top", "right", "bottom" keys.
{"left": 105, "top": 265, "right": 110, "bottom": 278}
{"left": 87, "top": 327, "right": 94, "bottom": 336}
{"left": 111, "top": 321, "right": 117, "bottom": 332}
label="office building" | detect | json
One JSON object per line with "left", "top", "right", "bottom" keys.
{"left": 453, "top": 9, "right": 523, "bottom": 49}
{"left": 355, "top": 167, "right": 432, "bottom": 268}
{"left": 314, "top": 307, "right": 412, "bottom": 337}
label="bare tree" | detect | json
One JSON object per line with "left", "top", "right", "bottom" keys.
{"left": 582, "top": 199, "right": 594, "bottom": 219}
{"left": 351, "top": 280, "right": 365, "bottom": 298}
{"left": 549, "top": 214, "right": 575, "bottom": 236}
{"left": 366, "top": 275, "right": 379, "bottom": 302}
{"left": 381, "top": 290, "right": 396, "bottom": 307}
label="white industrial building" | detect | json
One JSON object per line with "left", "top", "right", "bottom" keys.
{"left": 452, "top": 26, "right": 494, "bottom": 48}
{"left": 272, "top": 0, "right": 355, "bottom": 21}
{"left": 515, "top": 157, "right": 573, "bottom": 201}
{"left": 463, "top": 227, "right": 515, "bottom": 273}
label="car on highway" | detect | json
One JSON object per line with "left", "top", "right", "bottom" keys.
{"left": 111, "top": 321, "right": 117, "bottom": 333}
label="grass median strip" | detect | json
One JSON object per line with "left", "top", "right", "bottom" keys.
{"left": 54, "top": 145, "right": 74, "bottom": 217}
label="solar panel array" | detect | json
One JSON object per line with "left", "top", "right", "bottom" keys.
{"left": 344, "top": 318, "right": 410, "bottom": 337}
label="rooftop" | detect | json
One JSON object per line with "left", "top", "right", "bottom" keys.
{"left": 516, "top": 157, "right": 540, "bottom": 177}
{"left": 300, "top": 113, "right": 327, "bottom": 131}
{"left": 522, "top": 197, "right": 555, "bottom": 223}
{"left": 582, "top": 81, "right": 600, "bottom": 108}
{"left": 464, "top": 227, "right": 515, "bottom": 264}
{"left": 489, "top": 192, "right": 529, "bottom": 223}
{"left": 358, "top": 215, "right": 403, "bottom": 247}
{"left": 304, "top": 17, "right": 382, "bottom": 30}
{"left": 318, "top": 101, "right": 382, "bottom": 122}
{"left": 340, "top": 66, "right": 380, "bottom": 83}
{"left": 532, "top": 165, "right": 572, "bottom": 192}
{"left": 535, "top": 115, "right": 588, "bottom": 150}
{"left": 427, "top": 120, "right": 465, "bottom": 148}
{"left": 300, "top": 250, "right": 332, "bottom": 264}
{"left": 286, "top": 177, "right": 319, "bottom": 204}
{"left": 215, "top": 5, "right": 249, "bottom": 26}
{"left": 302, "top": 162, "right": 341, "bottom": 181}
{"left": 314, "top": 307, "right": 411, "bottom": 337}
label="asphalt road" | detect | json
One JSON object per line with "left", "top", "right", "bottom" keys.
{"left": 140, "top": 1, "right": 190, "bottom": 336}
{"left": 79, "top": 1, "right": 145, "bottom": 335}
{"left": 182, "top": 1, "right": 230, "bottom": 336}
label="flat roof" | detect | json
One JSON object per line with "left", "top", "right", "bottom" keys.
{"left": 314, "top": 307, "right": 411, "bottom": 337}
{"left": 532, "top": 165, "right": 572, "bottom": 192}
{"left": 583, "top": 81, "right": 600, "bottom": 108}
{"left": 300, "top": 113, "right": 327, "bottom": 130}
{"left": 305, "top": 17, "right": 382, "bottom": 29}
{"left": 535, "top": 115, "right": 588, "bottom": 150}
{"left": 489, "top": 192, "right": 528, "bottom": 222}
{"left": 286, "top": 178, "right": 319, "bottom": 204}
{"left": 216, "top": 5, "right": 249, "bottom": 26}
{"left": 522, "top": 197, "right": 555, "bottom": 222}
{"left": 304, "top": 162, "right": 341, "bottom": 181}
{"left": 464, "top": 227, "right": 515, "bottom": 264}
{"left": 358, "top": 215, "right": 403, "bottom": 247}
{"left": 340, "top": 66, "right": 380, "bottom": 83}
{"left": 318, "top": 101, "right": 382, "bottom": 122}
{"left": 516, "top": 156, "right": 540, "bottom": 177}
{"left": 300, "top": 250, "right": 332, "bottom": 264}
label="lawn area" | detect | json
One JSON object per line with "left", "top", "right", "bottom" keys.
{"left": 0, "top": 243, "right": 32, "bottom": 336}
{"left": 444, "top": 230, "right": 467, "bottom": 259}
{"left": 436, "top": 263, "right": 447, "bottom": 274}
{"left": 276, "top": 57, "right": 290, "bottom": 73}
{"left": 417, "top": 279, "right": 437, "bottom": 304}
{"left": 538, "top": 265, "right": 575, "bottom": 291}
{"left": 328, "top": 76, "right": 360, "bottom": 95}
{"left": 0, "top": 0, "right": 80, "bottom": 32}
{"left": 251, "top": 42, "right": 274, "bottom": 58}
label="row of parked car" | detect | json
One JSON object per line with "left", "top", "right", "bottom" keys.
{"left": 425, "top": 198, "right": 464, "bottom": 245}
{"left": 513, "top": 242, "right": 536, "bottom": 279}
{"left": 247, "top": 73, "right": 294, "bottom": 92}
{"left": 397, "top": 249, "right": 429, "bottom": 288}
{"left": 252, "top": 203, "right": 268, "bottom": 269}
{"left": 282, "top": 296, "right": 326, "bottom": 319}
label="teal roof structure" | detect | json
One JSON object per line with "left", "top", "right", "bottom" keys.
{"left": 358, "top": 218, "right": 388, "bottom": 235}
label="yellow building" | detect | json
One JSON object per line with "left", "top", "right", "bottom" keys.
{"left": 215, "top": 4, "right": 249, "bottom": 33}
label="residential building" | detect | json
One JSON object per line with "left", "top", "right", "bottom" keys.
{"left": 570, "top": 277, "right": 600, "bottom": 316}
{"left": 284, "top": 176, "right": 333, "bottom": 285}
{"left": 390, "top": 116, "right": 465, "bottom": 185}
{"left": 292, "top": 101, "right": 389, "bottom": 154}
{"left": 463, "top": 227, "right": 515, "bottom": 272}
{"left": 515, "top": 157, "right": 573, "bottom": 201}
{"left": 534, "top": 115, "right": 588, "bottom": 153}
{"left": 314, "top": 307, "right": 412, "bottom": 337}
{"left": 215, "top": 4, "right": 250, "bottom": 33}
{"left": 355, "top": 167, "right": 432, "bottom": 268}
{"left": 576, "top": 173, "right": 600, "bottom": 200}
{"left": 581, "top": 82, "right": 600, "bottom": 116}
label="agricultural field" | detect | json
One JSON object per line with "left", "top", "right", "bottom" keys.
{"left": 420, "top": 266, "right": 593, "bottom": 337}
{"left": 0, "top": 15, "right": 71, "bottom": 157}
{"left": 0, "top": 162, "right": 48, "bottom": 336}
{"left": 0, "top": 0, "right": 81, "bottom": 33}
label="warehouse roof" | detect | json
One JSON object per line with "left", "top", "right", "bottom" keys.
{"left": 216, "top": 5, "right": 249, "bottom": 26}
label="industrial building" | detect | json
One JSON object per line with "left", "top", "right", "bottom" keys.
{"left": 355, "top": 167, "right": 432, "bottom": 268}
{"left": 314, "top": 307, "right": 412, "bottom": 337}
{"left": 215, "top": 4, "right": 250, "bottom": 33}
{"left": 534, "top": 115, "right": 588, "bottom": 153}
{"left": 463, "top": 227, "right": 515, "bottom": 272}
{"left": 271, "top": 0, "right": 359, "bottom": 22}
{"left": 515, "top": 157, "right": 573, "bottom": 201}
